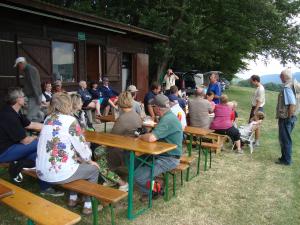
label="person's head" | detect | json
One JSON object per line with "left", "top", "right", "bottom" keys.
{"left": 150, "top": 81, "right": 161, "bottom": 94}
{"left": 70, "top": 93, "right": 83, "bottom": 112}
{"left": 167, "top": 68, "right": 173, "bottom": 76}
{"left": 169, "top": 85, "right": 178, "bottom": 95}
{"left": 117, "top": 91, "right": 133, "bottom": 109}
{"left": 53, "top": 80, "right": 62, "bottom": 92}
{"left": 14, "top": 57, "right": 27, "bottom": 72}
{"left": 150, "top": 94, "right": 170, "bottom": 116}
{"left": 42, "top": 81, "right": 52, "bottom": 93}
{"left": 102, "top": 77, "right": 109, "bottom": 86}
{"left": 227, "top": 101, "right": 238, "bottom": 110}
{"left": 280, "top": 69, "right": 292, "bottom": 83}
{"left": 79, "top": 80, "right": 87, "bottom": 89}
{"left": 6, "top": 87, "right": 25, "bottom": 107}
{"left": 48, "top": 92, "right": 72, "bottom": 115}
{"left": 220, "top": 94, "right": 229, "bottom": 104}
{"left": 253, "top": 111, "right": 265, "bottom": 121}
{"left": 195, "top": 87, "right": 205, "bottom": 97}
{"left": 250, "top": 75, "right": 260, "bottom": 86}
{"left": 206, "top": 91, "right": 215, "bottom": 101}
{"left": 127, "top": 85, "right": 138, "bottom": 98}
{"left": 209, "top": 73, "right": 217, "bottom": 83}
{"left": 90, "top": 81, "right": 98, "bottom": 89}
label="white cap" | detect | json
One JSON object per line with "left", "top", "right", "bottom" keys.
{"left": 14, "top": 57, "right": 26, "bottom": 67}
{"left": 127, "top": 85, "right": 138, "bottom": 92}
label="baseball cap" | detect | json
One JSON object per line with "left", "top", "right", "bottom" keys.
{"left": 102, "top": 77, "right": 109, "bottom": 82}
{"left": 149, "top": 94, "right": 170, "bottom": 108}
{"left": 14, "top": 57, "right": 26, "bottom": 67}
{"left": 127, "top": 85, "right": 138, "bottom": 92}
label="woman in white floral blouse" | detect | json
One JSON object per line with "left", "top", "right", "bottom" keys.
{"left": 36, "top": 92, "right": 100, "bottom": 215}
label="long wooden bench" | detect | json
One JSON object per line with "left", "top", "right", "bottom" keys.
{"left": 0, "top": 178, "right": 81, "bottom": 225}
{"left": 0, "top": 166, "right": 127, "bottom": 225}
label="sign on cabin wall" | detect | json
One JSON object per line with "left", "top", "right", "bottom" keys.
{"left": 78, "top": 32, "right": 86, "bottom": 41}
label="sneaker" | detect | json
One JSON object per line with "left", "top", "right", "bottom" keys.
{"left": 13, "top": 173, "right": 23, "bottom": 183}
{"left": 237, "top": 149, "right": 244, "bottom": 154}
{"left": 68, "top": 199, "right": 80, "bottom": 208}
{"left": 40, "top": 187, "right": 65, "bottom": 197}
{"left": 82, "top": 205, "right": 103, "bottom": 215}
{"left": 254, "top": 141, "right": 260, "bottom": 147}
{"left": 118, "top": 183, "right": 128, "bottom": 192}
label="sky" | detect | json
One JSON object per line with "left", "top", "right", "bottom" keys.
{"left": 236, "top": 57, "right": 300, "bottom": 79}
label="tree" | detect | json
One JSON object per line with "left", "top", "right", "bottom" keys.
{"left": 42, "top": 0, "right": 300, "bottom": 81}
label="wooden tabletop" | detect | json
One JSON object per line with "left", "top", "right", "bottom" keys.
{"left": 0, "top": 183, "right": 14, "bottom": 199}
{"left": 84, "top": 131, "right": 176, "bottom": 155}
{"left": 96, "top": 115, "right": 116, "bottom": 122}
{"left": 184, "top": 126, "right": 214, "bottom": 136}
{"left": 0, "top": 179, "right": 81, "bottom": 225}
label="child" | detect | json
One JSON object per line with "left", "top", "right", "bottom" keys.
{"left": 239, "top": 111, "right": 264, "bottom": 140}
{"left": 228, "top": 101, "right": 238, "bottom": 127}
{"left": 206, "top": 91, "right": 216, "bottom": 111}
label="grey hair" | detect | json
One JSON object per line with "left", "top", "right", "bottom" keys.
{"left": 6, "top": 87, "right": 24, "bottom": 105}
{"left": 281, "top": 69, "right": 292, "bottom": 80}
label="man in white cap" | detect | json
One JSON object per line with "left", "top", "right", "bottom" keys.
{"left": 14, "top": 57, "right": 43, "bottom": 122}
{"left": 127, "top": 85, "right": 142, "bottom": 116}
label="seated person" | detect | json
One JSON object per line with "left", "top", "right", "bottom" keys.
{"left": 170, "top": 99, "right": 187, "bottom": 130}
{"left": 206, "top": 91, "right": 216, "bottom": 111}
{"left": 78, "top": 80, "right": 101, "bottom": 118}
{"left": 126, "top": 85, "right": 143, "bottom": 117}
{"left": 167, "top": 85, "right": 186, "bottom": 111}
{"left": 239, "top": 111, "right": 264, "bottom": 141}
{"left": 135, "top": 94, "right": 183, "bottom": 200}
{"left": 189, "top": 88, "right": 213, "bottom": 129}
{"left": 41, "top": 81, "right": 52, "bottom": 108}
{"left": 0, "top": 87, "right": 63, "bottom": 195}
{"left": 107, "top": 91, "right": 143, "bottom": 191}
{"left": 228, "top": 101, "right": 238, "bottom": 127}
{"left": 144, "top": 81, "right": 161, "bottom": 120}
{"left": 36, "top": 92, "right": 100, "bottom": 215}
{"left": 52, "top": 80, "right": 64, "bottom": 93}
{"left": 99, "top": 77, "right": 118, "bottom": 116}
{"left": 210, "top": 95, "right": 243, "bottom": 153}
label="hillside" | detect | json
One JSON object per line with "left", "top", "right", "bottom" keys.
{"left": 260, "top": 72, "right": 300, "bottom": 84}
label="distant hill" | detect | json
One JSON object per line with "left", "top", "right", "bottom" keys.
{"left": 260, "top": 72, "right": 300, "bottom": 84}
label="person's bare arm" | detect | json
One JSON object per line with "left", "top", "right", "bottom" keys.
{"left": 288, "top": 104, "right": 296, "bottom": 118}
{"left": 26, "top": 122, "right": 43, "bottom": 131}
{"left": 139, "top": 133, "right": 157, "bottom": 142}
{"left": 174, "top": 74, "right": 179, "bottom": 79}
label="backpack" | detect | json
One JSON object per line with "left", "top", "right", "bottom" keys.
{"left": 292, "top": 79, "right": 300, "bottom": 115}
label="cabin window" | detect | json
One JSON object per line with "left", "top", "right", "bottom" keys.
{"left": 52, "top": 41, "right": 75, "bottom": 82}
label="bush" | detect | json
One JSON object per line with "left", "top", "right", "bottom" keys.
{"left": 264, "top": 82, "right": 281, "bottom": 92}
{"left": 237, "top": 79, "right": 251, "bottom": 87}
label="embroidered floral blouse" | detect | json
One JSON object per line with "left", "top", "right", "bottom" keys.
{"left": 36, "top": 113, "right": 92, "bottom": 182}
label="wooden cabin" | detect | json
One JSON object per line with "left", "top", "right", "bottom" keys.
{"left": 0, "top": 0, "right": 168, "bottom": 104}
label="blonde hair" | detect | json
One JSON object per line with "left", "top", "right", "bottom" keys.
{"left": 220, "top": 94, "right": 229, "bottom": 104}
{"left": 70, "top": 93, "right": 83, "bottom": 112}
{"left": 48, "top": 92, "right": 72, "bottom": 115}
{"left": 254, "top": 111, "right": 265, "bottom": 120}
{"left": 228, "top": 100, "right": 238, "bottom": 109}
{"left": 117, "top": 91, "right": 133, "bottom": 108}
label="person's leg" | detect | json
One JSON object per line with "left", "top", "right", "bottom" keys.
{"left": 0, "top": 140, "right": 38, "bottom": 163}
{"left": 226, "top": 127, "right": 242, "bottom": 152}
{"left": 248, "top": 106, "right": 255, "bottom": 123}
{"left": 134, "top": 156, "right": 179, "bottom": 195}
{"left": 104, "top": 105, "right": 110, "bottom": 116}
{"left": 27, "top": 97, "right": 43, "bottom": 122}
{"left": 278, "top": 119, "right": 285, "bottom": 161}
{"left": 280, "top": 117, "right": 297, "bottom": 164}
{"left": 93, "top": 100, "right": 101, "bottom": 116}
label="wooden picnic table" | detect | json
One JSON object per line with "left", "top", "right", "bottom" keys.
{"left": 84, "top": 130, "right": 177, "bottom": 220}
{"left": 0, "top": 183, "right": 14, "bottom": 199}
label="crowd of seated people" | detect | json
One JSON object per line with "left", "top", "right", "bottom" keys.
{"left": 0, "top": 70, "right": 258, "bottom": 216}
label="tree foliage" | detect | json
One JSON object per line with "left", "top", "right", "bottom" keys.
{"left": 42, "top": 0, "right": 300, "bottom": 81}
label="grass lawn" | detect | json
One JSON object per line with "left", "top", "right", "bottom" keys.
{"left": 1, "top": 85, "right": 300, "bottom": 225}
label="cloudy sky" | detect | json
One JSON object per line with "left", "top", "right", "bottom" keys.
{"left": 236, "top": 57, "right": 300, "bottom": 79}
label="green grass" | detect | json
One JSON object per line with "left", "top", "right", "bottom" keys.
{"left": 1, "top": 85, "right": 300, "bottom": 225}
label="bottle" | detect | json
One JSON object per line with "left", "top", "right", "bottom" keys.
{"left": 177, "top": 112, "right": 182, "bottom": 121}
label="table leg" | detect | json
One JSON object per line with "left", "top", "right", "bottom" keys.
{"left": 127, "top": 151, "right": 135, "bottom": 220}
{"left": 104, "top": 122, "right": 107, "bottom": 133}
{"left": 186, "top": 134, "right": 193, "bottom": 181}
{"left": 148, "top": 156, "right": 155, "bottom": 208}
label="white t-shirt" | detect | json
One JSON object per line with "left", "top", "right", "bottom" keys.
{"left": 164, "top": 74, "right": 177, "bottom": 90}
{"left": 251, "top": 84, "right": 265, "bottom": 107}
{"left": 170, "top": 103, "right": 187, "bottom": 129}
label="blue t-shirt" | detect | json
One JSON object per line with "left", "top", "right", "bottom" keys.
{"left": 207, "top": 82, "right": 222, "bottom": 104}
{"left": 144, "top": 91, "right": 156, "bottom": 115}
{"left": 168, "top": 94, "right": 186, "bottom": 109}
{"left": 284, "top": 87, "right": 296, "bottom": 105}
{"left": 152, "top": 111, "right": 183, "bottom": 156}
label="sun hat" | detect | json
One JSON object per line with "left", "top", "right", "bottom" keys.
{"left": 127, "top": 85, "right": 138, "bottom": 92}
{"left": 14, "top": 57, "right": 26, "bottom": 67}
{"left": 149, "top": 94, "right": 170, "bottom": 108}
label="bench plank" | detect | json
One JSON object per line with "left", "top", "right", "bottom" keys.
{"left": 0, "top": 179, "right": 81, "bottom": 225}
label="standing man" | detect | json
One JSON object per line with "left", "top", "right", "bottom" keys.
{"left": 14, "top": 57, "right": 43, "bottom": 122}
{"left": 135, "top": 94, "right": 182, "bottom": 200}
{"left": 276, "top": 69, "right": 297, "bottom": 166}
{"left": 164, "top": 68, "right": 179, "bottom": 95}
{"left": 206, "top": 72, "right": 222, "bottom": 104}
{"left": 249, "top": 75, "right": 265, "bottom": 146}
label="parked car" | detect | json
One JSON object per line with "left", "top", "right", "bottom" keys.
{"left": 174, "top": 70, "right": 204, "bottom": 95}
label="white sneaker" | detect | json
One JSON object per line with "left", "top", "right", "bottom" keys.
{"left": 118, "top": 183, "right": 128, "bottom": 192}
